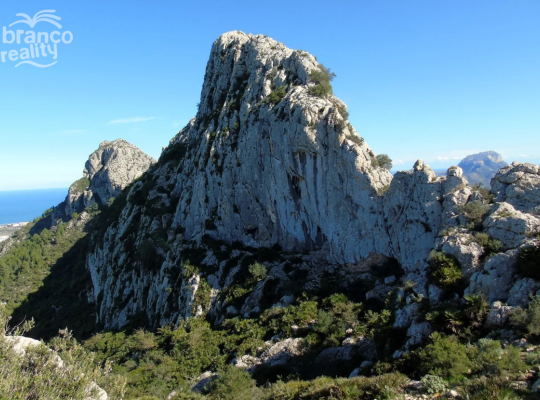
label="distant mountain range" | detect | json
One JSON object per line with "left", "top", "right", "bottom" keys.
{"left": 432, "top": 151, "right": 507, "bottom": 187}
{"left": 458, "top": 151, "right": 508, "bottom": 187}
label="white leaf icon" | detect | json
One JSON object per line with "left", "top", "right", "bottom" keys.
{"left": 9, "top": 10, "right": 62, "bottom": 29}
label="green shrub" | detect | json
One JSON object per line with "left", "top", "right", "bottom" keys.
{"left": 248, "top": 262, "right": 268, "bottom": 283}
{"left": 267, "top": 86, "right": 287, "bottom": 105}
{"left": 345, "top": 133, "right": 364, "bottom": 146}
{"left": 475, "top": 232, "right": 489, "bottom": 247}
{"left": 159, "top": 142, "right": 187, "bottom": 166}
{"left": 474, "top": 233, "right": 502, "bottom": 256}
{"left": 420, "top": 333, "right": 472, "bottom": 380}
{"left": 472, "top": 183, "right": 495, "bottom": 204}
{"left": 428, "top": 251, "right": 463, "bottom": 289}
{"left": 371, "top": 154, "right": 393, "bottom": 170}
{"left": 70, "top": 177, "right": 90, "bottom": 195}
{"left": 206, "top": 365, "right": 259, "bottom": 400}
{"left": 515, "top": 244, "right": 540, "bottom": 279}
{"left": 420, "top": 374, "right": 448, "bottom": 395}
{"left": 458, "top": 201, "right": 490, "bottom": 228}
{"left": 464, "top": 293, "right": 489, "bottom": 328}
{"left": 486, "top": 239, "right": 502, "bottom": 255}
{"left": 336, "top": 103, "right": 349, "bottom": 120}
{"left": 469, "top": 339, "right": 526, "bottom": 377}
{"left": 460, "top": 377, "right": 521, "bottom": 400}
{"left": 308, "top": 65, "right": 335, "bottom": 98}
{"left": 510, "top": 295, "right": 540, "bottom": 336}
{"left": 266, "top": 373, "right": 407, "bottom": 400}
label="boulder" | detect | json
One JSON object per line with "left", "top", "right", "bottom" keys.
{"left": 466, "top": 249, "right": 519, "bottom": 303}
{"left": 484, "top": 203, "right": 540, "bottom": 249}
{"left": 485, "top": 301, "right": 515, "bottom": 328}
{"left": 507, "top": 278, "right": 540, "bottom": 307}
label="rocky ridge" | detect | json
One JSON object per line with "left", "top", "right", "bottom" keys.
{"left": 80, "top": 32, "right": 540, "bottom": 365}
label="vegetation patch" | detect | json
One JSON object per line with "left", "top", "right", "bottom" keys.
{"left": 515, "top": 243, "right": 540, "bottom": 280}
{"left": 371, "top": 154, "right": 393, "bottom": 170}
{"left": 308, "top": 65, "right": 335, "bottom": 98}
{"left": 70, "top": 177, "right": 90, "bottom": 195}
{"left": 458, "top": 200, "right": 490, "bottom": 230}
{"left": 266, "top": 86, "right": 287, "bottom": 105}
{"left": 428, "top": 251, "right": 463, "bottom": 290}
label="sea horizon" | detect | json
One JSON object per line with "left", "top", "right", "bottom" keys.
{"left": 0, "top": 188, "right": 68, "bottom": 225}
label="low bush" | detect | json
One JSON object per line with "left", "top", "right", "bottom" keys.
{"left": 472, "top": 183, "right": 495, "bottom": 204}
{"left": 70, "top": 177, "right": 90, "bottom": 195}
{"left": 428, "top": 251, "right": 463, "bottom": 289}
{"left": 458, "top": 200, "right": 490, "bottom": 229}
{"left": 206, "top": 365, "right": 259, "bottom": 400}
{"left": 371, "top": 154, "right": 393, "bottom": 170}
{"left": 420, "top": 332, "right": 527, "bottom": 384}
{"left": 308, "top": 65, "right": 335, "bottom": 98}
{"left": 266, "top": 86, "right": 287, "bottom": 105}
{"left": 266, "top": 373, "right": 407, "bottom": 400}
{"left": 510, "top": 295, "right": 540, "bottom": 336}
{"left": 420, "top": 333, "right": 472, "bottom": 380}
{"left": 515, "top": 243, "right": 540, "bottom": 279}
{"left": 460, "top": 377, "right": 521, "bottom": 400}
{"left": 464, "top": 293, "right": 489, "bottom": 328}
{"left": 248, "top": 262, "right": 268, "bottom": 283}
{"left": 421, "top": 374, "right": 448, "bottom": 395}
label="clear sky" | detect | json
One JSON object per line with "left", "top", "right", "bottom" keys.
{"left": 0, "top": 0, "right": 538, "bottom": 190}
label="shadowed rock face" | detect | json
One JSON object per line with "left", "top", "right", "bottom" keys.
{"left": 458, "top": 151, "right": 507, "bottom": 187}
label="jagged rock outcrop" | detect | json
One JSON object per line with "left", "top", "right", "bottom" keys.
{"left": 84, "top": 31, "right": 540, "bottom": 345}
{"left": 491, "top": 162, "right": 540, "bottom": 216}
{"left": 458, "top": 151, "right": 507, "bottom": 187}
{"left": 65, "top": 139, "right": 156, "bottom": 215}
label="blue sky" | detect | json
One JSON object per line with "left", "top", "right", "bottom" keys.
{"left": 0, "top": 0, "right": 538, "bottom": 190}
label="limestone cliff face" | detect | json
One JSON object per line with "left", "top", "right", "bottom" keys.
{"left": 167, "top": 31, "right": 393, "bottom": 262}
{"left": 85, "top": 32, "right": 540, "bottom": 335}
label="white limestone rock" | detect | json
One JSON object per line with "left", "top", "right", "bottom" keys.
{"left": 84, "top": 139, "right": 156, "bottom": 205}
{"left": 404, "top": 321, "right": 432, "bottom": 350}
{"left": 441, "top": 232, "right": 484, "bottom": 278}
{"left": 507, "top": 278, "right": 540, "bottom": 307}
{"left": 466, "top": 249, "right": 519, "bottom": 303}
{"left": 483, "top": 203, "right": 540, "bottom": 249}
{"left": 485, "top": 301, "right": 515, "bottom": 328}
{"left": 492, "top": 162, "right": 540, "bottom": 215}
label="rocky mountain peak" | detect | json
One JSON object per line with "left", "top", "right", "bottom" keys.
{"left": 65, "top": 138, "right": 155, "bottom": 215}
{"left": 457, "top": 150, "right": 507, "bottom": 187}
{"left": 162, "top": 31, "right": 393, "bottom": 261}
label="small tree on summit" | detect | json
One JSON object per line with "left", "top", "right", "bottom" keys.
{"left": 308, "top": 64, "right": 336, "bottom": 98}
{"left": 373, "top": 154, "right": 392, "bottom": 170}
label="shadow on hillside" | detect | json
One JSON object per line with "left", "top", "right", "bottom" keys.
{"left": 10, "top": 230, "right": 97, "bottom": 342}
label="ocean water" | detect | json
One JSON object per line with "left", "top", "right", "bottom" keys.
{"left": 0, "top": 188, "right": 68, "bottom": 225}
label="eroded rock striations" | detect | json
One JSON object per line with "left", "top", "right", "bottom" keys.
{"left": 84, "top": 31, "right": 540, "bottom": 363}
